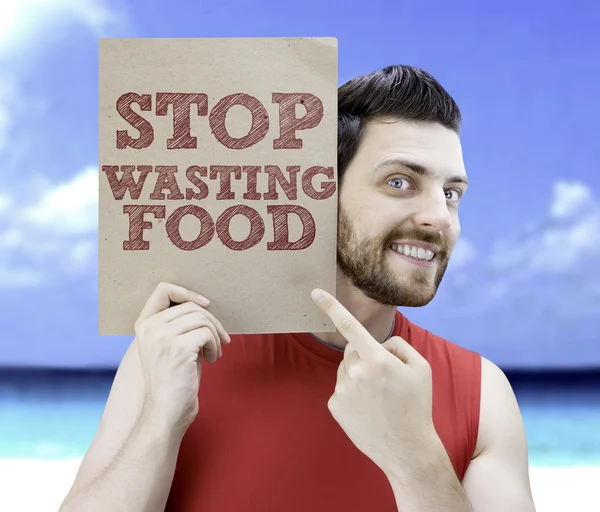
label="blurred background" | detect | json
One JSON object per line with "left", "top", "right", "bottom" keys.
{"left": 0, "top": 0, "right": 599, "bottom": 510}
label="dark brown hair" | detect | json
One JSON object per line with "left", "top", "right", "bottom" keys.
{"left": 337, "top": 65, "right": 461, "bottom": 180}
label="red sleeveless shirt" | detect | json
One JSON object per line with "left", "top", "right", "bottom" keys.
{"left": 166, "top": 310, "right": 481, "bottom": 511}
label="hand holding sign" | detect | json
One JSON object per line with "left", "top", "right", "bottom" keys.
{"left": 135, "top": 282, "right": 231, "bottom": 434}
{"left": 310, "top": 288, "right": 437, "bottom": 476}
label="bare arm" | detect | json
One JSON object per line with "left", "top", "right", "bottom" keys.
{"left": 384, "top": 433, "right": 473, "bottom": 512}
{"left": 462, "top": 357, "right": 536, "bottom": 512}
{"left": 58, "top": 340, "right": 182, "bottom": 512}
{"left": 58, "top": 283, "right": 229, "bottom": 512}
{"left": 383, "top": 356, "right": 535, "bottom": 512}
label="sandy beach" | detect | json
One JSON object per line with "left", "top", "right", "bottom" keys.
{"left": 1, "top": 459, "right": 598, "bottom": 511}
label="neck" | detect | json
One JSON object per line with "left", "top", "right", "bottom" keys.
{"left": 311, "top": 269, "right": 398, "bottom": 350}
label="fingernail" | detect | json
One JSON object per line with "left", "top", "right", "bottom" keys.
{"left": 311, "top": 289, "right": 324, "bottom": 303}
{"left": 199, "top": 296, "right": 210, "bottom": 306}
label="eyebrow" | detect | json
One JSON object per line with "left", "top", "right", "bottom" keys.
{"left": 374, "top": 157, "right": 469, "bottom": 186}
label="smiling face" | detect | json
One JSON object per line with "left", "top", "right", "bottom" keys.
{"left": 337, "top": 118, "right": 468, "bottom": 307}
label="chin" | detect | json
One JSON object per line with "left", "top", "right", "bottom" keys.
{"left": 395, "top": 274, "right": 441, "bottom": 307}
{"left": 358, "top": 278, "right": 439, "bottom": 308}
{"left": 398, "top": 293, "right": 436, "bottom": 308}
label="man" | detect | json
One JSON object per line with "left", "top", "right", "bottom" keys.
{"left": 60, "top": 65, "right": 536, "bottom": 512}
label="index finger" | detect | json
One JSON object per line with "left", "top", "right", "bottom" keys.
{"left": 311, "top": 288, "right": 382, "bottom": 359}
{"left": 138, "top": 282, "right": 209, "bottom": 320}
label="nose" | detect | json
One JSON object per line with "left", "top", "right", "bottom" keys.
{"left": 410, "top": 191, "right": 452, "bottom": 232}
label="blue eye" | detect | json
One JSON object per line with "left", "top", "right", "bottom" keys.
{"left": 445, "top": 189, "right": 461, "bottom": 201}
{"left": 388, "top": 177, "right": 410, "bottom": 189}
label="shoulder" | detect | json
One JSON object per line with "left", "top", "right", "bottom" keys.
{"left": 461, "top": 358, "right": 535, "bottom": 510}
{"left": 399, "top": 313, "right": 481, "bottom": 370}
{"left": 480, "top": 356, "right": 511, "bottom": 390}
{"left": 400, "top": 313, "right": 483, "bottom": 408}
{"left": 473, "top": 356, "right": 524, "bottom": 457}
{"left": 478, "top": 357, "right": 518, "bottom": 426}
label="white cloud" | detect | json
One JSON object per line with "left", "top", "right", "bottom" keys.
{"left": 0, "top": 267, "right": 46, "bottom": 287}
{"left": 68, "top": 239, "right": 97, "bottom": 271}
{"left": 0, "top": 166, "right": 98, "bottom": 288}
{"left": 0, "top": 192, "right": 13, "bottom": 216}
{"left": 490, "top": 181, "right": 600, "bottom": 274}
{"left": 551, "top": 181, "right": 594, "bottom": 219}
{"left": 0, "top": 0, "right": 127, "bottom": 147}
{"left": 23, "top": 166, "right": 98, "bottom": 235}
{"left": 0, "top": 0, "right": 125, "bottom": 288}
{"left": 0, "top": 0, "right": 124, "bottom": 56}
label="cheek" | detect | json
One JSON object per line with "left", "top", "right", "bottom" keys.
{"left": 454, "top": 214, "right": 462, "bottom": 236}
{"left": 339, "top": 182, "right": 405, "bottom": 235}
{"left": 340, "top": 201, "right": 391, "bottom": 239}
{"left": 340, "top": 187, "right": 376, "bottom": 221}
{"left": 446, "top": 220, "right": 461, "bottom": 250}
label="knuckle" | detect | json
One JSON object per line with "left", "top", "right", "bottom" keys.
{"left": 135, "top": 318, "right": 150, "bottom": 339}
{"left": 327, "top": 395, "right": 337, "bottom": 413}
{"left": 421, "top": 359, "right": 432, "bottom": 375}
{"left": 137, "top": 319, "right": 169, "bottom": 345}
{"left": 390, "top": 337, "right": 404, "bottom": 350}
{"left": 185, "top": 301, "right": 203, "bottom": 313}
{"left": 348, "top": 366, "right": 363, "bottom": 380}
{"left": 339, "top": 319, "right": 353, "bottom": 332}
{"left": 197, "top": 326, "right": 215, "bottom": 342}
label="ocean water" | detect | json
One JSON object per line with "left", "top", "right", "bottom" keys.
{"left": 509, "top": 371, "right": 600, "bottom": 467}
{"left": 0, "top": 369, "right": 599, "bottom": 512}
{"left": 1, "top": 369, "right": 599, "bottom": 465}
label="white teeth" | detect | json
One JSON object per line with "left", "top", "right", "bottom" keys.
{"left": 391, "top": 244, "right": 435, "bottom": 261}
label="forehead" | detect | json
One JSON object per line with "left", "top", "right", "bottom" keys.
{"left": 351, "top": 118, "right": 467, "bottom": 180}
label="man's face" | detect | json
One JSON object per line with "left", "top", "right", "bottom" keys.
{"left": 337, "top": 118, "right": 468, "bottom": 307}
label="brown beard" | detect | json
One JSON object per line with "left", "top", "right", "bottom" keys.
{"left": 336, "top": 204, "right": 450, "bottom": 307}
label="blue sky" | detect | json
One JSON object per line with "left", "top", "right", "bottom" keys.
{"left": 0, "top": 0, "right": 598, "bottom": 369}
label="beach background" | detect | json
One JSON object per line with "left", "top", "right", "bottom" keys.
{"left": 0, "top": 0, "right": 599, "bottom": 511}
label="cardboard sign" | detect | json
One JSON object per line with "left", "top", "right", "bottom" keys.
{"left": 99, "top": 38, "right": 338, "bottom": 336}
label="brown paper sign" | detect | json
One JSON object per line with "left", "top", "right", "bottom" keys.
{"left": 99, "top": 38, "right": 338, "bottom": 336}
